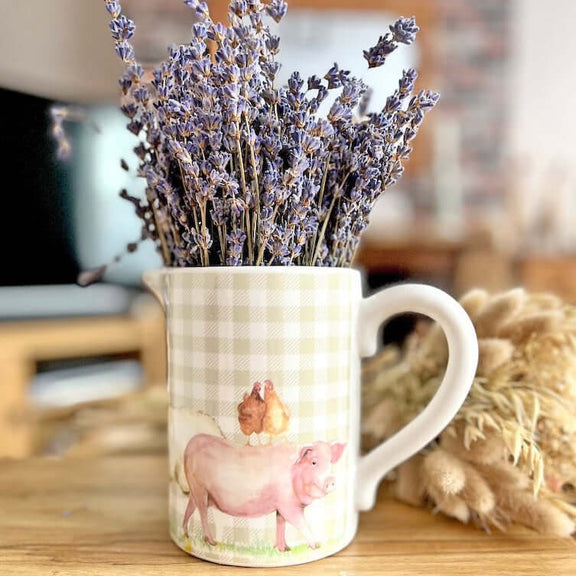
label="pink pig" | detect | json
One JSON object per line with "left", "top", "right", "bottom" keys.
{"left": 182, "top": 434, "right": 346, "bottom": 551}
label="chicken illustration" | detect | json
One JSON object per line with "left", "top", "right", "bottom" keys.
{"left": 262, "top": 380, "right": 291, "bottom": 443}
{"left": 237, "top": 382, "right": 266, "bottom": 445}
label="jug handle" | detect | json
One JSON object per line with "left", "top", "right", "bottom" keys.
{"left": 356, "top": 284, "right": 478, "bottom": 511}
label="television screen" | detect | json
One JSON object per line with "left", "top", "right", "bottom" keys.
{"left": 0, "top": 88, "right": 79, "bottom": 287}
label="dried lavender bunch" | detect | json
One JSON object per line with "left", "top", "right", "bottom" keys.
{"left": 101, "top": 0, "right": 439, "bottom": 268}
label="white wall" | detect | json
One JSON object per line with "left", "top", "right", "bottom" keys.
{"left": 508, "top": 0, "right": 576, "bottom": 163}
{"left": 506, "top": 0, "right": 576, "bottom": 252}
{"left": 0, "top": 0, "right": 122, "bottom": 103}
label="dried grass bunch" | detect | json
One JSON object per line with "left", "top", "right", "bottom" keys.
{"left": 362, "top": 288, "right": 576, "bottom": 537}
{"left": 73, "top": 0, "right": 439, "bottom": 279}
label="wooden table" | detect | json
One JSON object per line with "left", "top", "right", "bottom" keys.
{"left": 1, "top": 455, "right": 574, "bottom": 575}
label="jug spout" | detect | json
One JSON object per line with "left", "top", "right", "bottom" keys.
{"left": 143, "top": 269, "right": 165, "bottom": 309}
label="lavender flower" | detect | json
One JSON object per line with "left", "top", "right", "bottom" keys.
{"left": 104, "top": 0, "right": 121, "bottom": 18}
{"left": 109, "top": 15, "right": 135, "bottom": 40}
{"left": 390, "top": 16, "right": 419, "bottom": 44}
{"left": 266, "top": 0, "right": 288, "bottom": 23}
{"left": 226, "top": 229, "right": 246, "bottom": 266}
{"left": 79, "top": 0, "right": 439, "bottom": 276}
{"left": 363, "top": 17, "right": 418, "bottom": 69}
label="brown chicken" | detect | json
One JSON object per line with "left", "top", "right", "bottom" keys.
{"left": 237, "top": 382, "right": 266, "bottom": 445}
{"left": 262, "top": 380, "right": 291, "bottom": 443}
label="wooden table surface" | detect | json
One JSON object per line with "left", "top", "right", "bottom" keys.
{"left": 1, "top": 455, "right": 574, "bottom": 575}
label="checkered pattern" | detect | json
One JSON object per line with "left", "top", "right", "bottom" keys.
{"left": 165, "top": 268, "right": 362, "bottom": 567}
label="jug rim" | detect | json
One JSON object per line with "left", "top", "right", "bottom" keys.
{"left": 145, "top": 266, "right": 363, "bottom": 276}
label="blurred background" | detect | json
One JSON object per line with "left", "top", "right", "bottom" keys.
{"left": 0, "top": 0, "right": 574, "bottom": 460}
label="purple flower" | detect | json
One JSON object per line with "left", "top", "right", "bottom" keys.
{"left": 229, "top": 0, "right": 249, "bottom": 18}
{"left": 363, "top": 35, "right": 396, "bottom": 68}
{"left": 120, "top": 102, "right": 138, "bottom": 119}
{"left": 267, "top": 225, "right": 290, "bottom": 264}
{"left": 265, "top": 0, "right": 288, "bottom": 23}
{"left": 307, "top": 75, "right": 323, "bottom": 91}
{"left": 265, "top": 34, "right": 280, "bottom": 55}
{"left": 104, "top": 1, "right": 121, "bottom": 18}
{"left": 211, "top": 198, "right": 227, "bottom": 226}
{"left": 228, "top": 196, "right": 247, "bottom": 217}
{"left": 339, "top": 80, "right": 366, "bottom": 106}
{"left": 195, "top": 227, "right": 213, "bottom": 252}
{"left": 324, "top": 63, "right": 349, "bottom": 89}
{"left": 207, "top": 22, "right": 227, "bottom": 43}
{"left": 126, "top": 119, "right": 143, "bottom": 135}
{"left": 133, "top": 86, "right": 149, "bottom": 104}
{"left": 226, "top": 229, "right": 246, "bottom": 266}
{"left": 193, "top": 22, "right": 209, "bottom": 40}
{"left": 185, "top": 0, "right": 210, "bottom": 20}
{"left": 416, "top": 90, "right": 441, "bottom": 110}
{"left": 328, "top": 101, "right": 352, "bottom": 124}
{"left": 191, "top": 58, "right": 212, "bottom": 78}
{"left": 109, "top": 15, "right": 135, "bottom": 40}
{"left": 390, "top": 17, "right": 419, "bottom": 45}
{"left": 287, "top": 72, "right": 304, "bottom": 94}
{"left": 302, "top": 134, "right": 321, "bottom": 154}
{"left": 114, "top": 40, "right": 135, "bottom": 63}
{"left": 399, "top": 68, "right": 418, "bottom": 94}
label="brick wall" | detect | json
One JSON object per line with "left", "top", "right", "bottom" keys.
{"left": 433, "top": 0, "right": 512, "bottom": 211}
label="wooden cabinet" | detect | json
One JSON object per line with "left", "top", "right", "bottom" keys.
{"left": 520, "top": 256, "right": 576, "bottom": 304}
{"left": 0, "top": 302, "right": 166, "bottom": 459}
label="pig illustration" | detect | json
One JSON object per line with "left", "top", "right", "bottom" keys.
{"left": 182, "top": 434, "right": 346, "bottom": 551}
